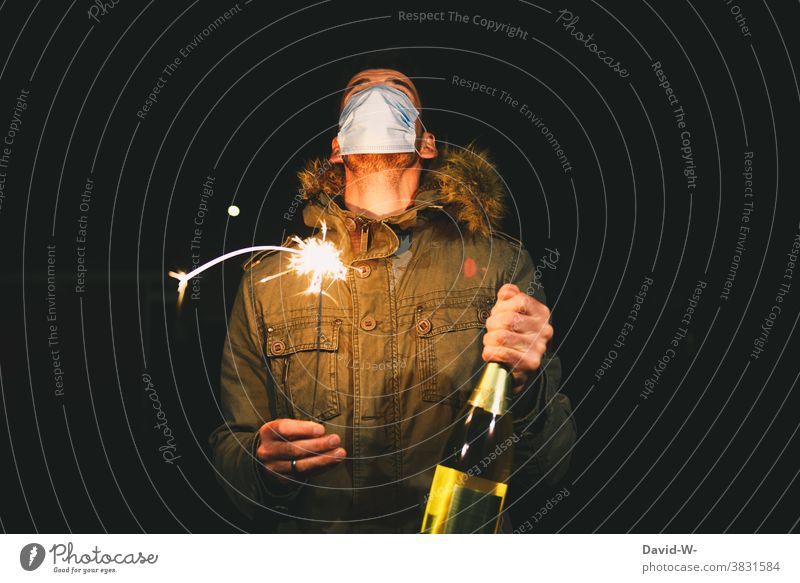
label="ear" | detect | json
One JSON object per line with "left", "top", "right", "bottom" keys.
{"left": 417, "top": 132, "right": 438, "bottom": 160}
{"left": 330, "top": 136, "right": 343, "bottom": 163}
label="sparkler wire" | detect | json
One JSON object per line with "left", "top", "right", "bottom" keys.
{"left": 311, "top": 288, "right": 323, "bottom": 421}
{"left": 177, "top": 245, "right": 298, "bottom": 283}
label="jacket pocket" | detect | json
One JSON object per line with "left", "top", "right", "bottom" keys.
{"left": 414, "top": 291, "right": 495, "bottom": 405}
{"left": 265, "top": 318, "right": 343, "bottom": 421}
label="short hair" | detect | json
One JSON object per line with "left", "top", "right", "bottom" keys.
{"left": 334, "top": 51, "right": 423, "bottom": 115}
{"left": 336, "top": 50, "right": 421, "bottom": 91}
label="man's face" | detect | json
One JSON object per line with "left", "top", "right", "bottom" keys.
{"left": 331, "top": 68, "right": 436, "bottom": 170}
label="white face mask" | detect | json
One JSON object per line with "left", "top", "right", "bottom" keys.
{"left": 337, "top": 84, "right": 419, "bottom": 155}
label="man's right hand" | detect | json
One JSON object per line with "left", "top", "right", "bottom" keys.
{"left": 255, "top": 419, "right": 346, "bottom": 490}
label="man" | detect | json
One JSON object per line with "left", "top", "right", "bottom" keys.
{"left": 209, "top": 68, "right": 577, "bottom": 533}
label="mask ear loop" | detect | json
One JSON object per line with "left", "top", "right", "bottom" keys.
{"left": 412, "top": 105, "right": 427, "bottom": 157}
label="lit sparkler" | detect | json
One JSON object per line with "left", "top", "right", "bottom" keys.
{"left": 286, "top": 222, "right": 348, "bottom": 294}
{"left": 169, "top": 221, "right": 348, "bottom": 423}
{"left": 168, "top": 221, "right": 347, "bottom": 308}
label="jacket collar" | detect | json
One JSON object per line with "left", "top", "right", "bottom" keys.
{"left": 297, "top": 144, "right": 507, "bottom": 261}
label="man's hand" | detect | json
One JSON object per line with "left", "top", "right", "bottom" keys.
{"left": 255, "top": 419, "right": 346, "bottom": 489}
{"left": 483, "top": 283, "right": 554, "bottom": 394}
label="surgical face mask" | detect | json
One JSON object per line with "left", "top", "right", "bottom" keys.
{"left": 337, "top": 84, "right": 419, "bottom": 155}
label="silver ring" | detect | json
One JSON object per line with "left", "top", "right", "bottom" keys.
{"left": 290, "top": 458, "right": 298, "bottom": 476}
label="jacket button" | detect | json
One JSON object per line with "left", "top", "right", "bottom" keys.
{"left": 416, "top": 318, "right": 432, "bottom": 335}
{"left": 270, "top": 340, "right": 286, "bottom": 354}
{"left": 354, "top": 262, "right": 371, "bottom": 278}
{"left": 345, "top": 218, "right": 357, "bottom": 232}
{"left": 360, "top": 316, "right": 376, "bottom": 331}
{"left": 478, "top": 308, "right": 491, "bottom": 322}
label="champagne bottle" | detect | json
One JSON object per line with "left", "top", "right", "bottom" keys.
{"left": 421, "top": 362, "right": 515, "bottom": 534}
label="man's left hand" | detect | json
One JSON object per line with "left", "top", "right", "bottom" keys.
{"left": 483, "top": 283, "right": 554, "bottom": 394}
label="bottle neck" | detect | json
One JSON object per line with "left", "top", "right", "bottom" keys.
{"left": 468, "top": 362, "right": 512, "bottom": 415}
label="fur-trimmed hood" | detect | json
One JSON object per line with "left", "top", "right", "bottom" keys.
{"left": 296, "top": 145, "right": 506, "bottom": 236}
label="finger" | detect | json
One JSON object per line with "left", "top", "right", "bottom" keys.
{"left": 494, "top": 299, "right": 550, "bottom": 326}
{"left": 483, "top": 329, "right": 535, "bottom": 352}
{"left": 486, "top": 311, "right": 553, "bottom": 340}
{"left": 497, "top": 283, "right": 520, "bottom": 301}
{"left": 482, "top": 345, "right": 542, "bottom": 372}
{"left": 296, "top": 448, "right": 347, "bottom": 473}
{"left": 484, "top": 326, "right": 552, "bottom": 351}
{"left": 492, "top": 292, "right": 539, "bottom": 317}
{"left": 534, "top": 340, "right": 549, "bottom": 357}
{"left": 271, "top": 434, "right": 342, "bottom": 460}
{"left": 263, "top": 418, "right": 325, "bottom": 441}
{"left": 485, "top": 311, "right": 543, "bottom": 335}
{"left": 266, "top": 448, "right": 347, "bottom": 476}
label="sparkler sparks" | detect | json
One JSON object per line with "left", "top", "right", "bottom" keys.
{"left": 168, "top": 221, "right": 347, "bottom": 308}
{"left": 287, "top": 222, "right": 348, "bottom": 294}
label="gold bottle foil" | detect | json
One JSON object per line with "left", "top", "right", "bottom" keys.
{"left": 467, "top": 362, "right": 511, "bottom": 415}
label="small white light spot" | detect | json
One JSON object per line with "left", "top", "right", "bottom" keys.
{"left": 227, "top": 205, "right": 240, "bottom": 217}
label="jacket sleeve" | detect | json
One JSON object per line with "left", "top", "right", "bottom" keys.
{"left": 208, "top": 271, "right": 301, "bottom": 522}
{"left": 505, "top": 245, "right": 577, "bottom": 490}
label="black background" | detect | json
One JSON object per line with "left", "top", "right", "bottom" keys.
{"left": 1, "top": 0, "right": 799, "bottom": 533}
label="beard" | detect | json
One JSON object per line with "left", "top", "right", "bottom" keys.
{"left": 342, "top": 152, "right": 418, "bottom": 177}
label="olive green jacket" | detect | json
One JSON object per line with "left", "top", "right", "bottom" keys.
{"left": 209, "top": 147, "right": 577, "bottom": 533}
